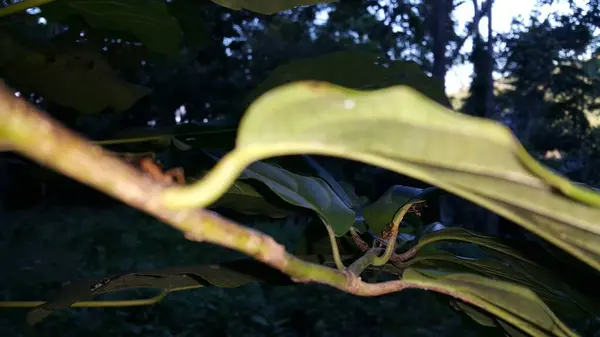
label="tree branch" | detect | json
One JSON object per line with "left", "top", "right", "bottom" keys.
{"left": 449, "top": 0, "right": 494, "bottom": 63}
{"left": 0, "top": 81, "right": 421, "bottom": 297}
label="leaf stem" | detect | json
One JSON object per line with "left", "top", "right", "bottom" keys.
{"left": 371, "top": 196, "right": 427, "bottom": 266}
{"left": 324, "top": 221, "right": 346, "bottom": 270}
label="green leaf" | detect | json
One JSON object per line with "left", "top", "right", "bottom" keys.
{"left": 210, "top": 0, "right": 335, "bottom": 15}
{"left": 0, "top": 31, "right": 150, "bottom": 114}
{"left": 294, "top": 218, "right": 361, "bottom": 256}
{"left": 366, "top": 156, "right": 600, "bottom": 270}
{"left": 232, "top": 82, "right": 600, "bottom": 271}
{"left": 96, "top": 124, "right": 236, "bottom": 150}
{"left": 403, "top": 268, "right": 579, "bottom": 337}
{"left": 414, "top": 227, "right": 536, "bottom": 265}
{"left": 404, "top": 250, "right": 594, "bottom": 321}
{"left": 210, "top": 180, "right": 295, "bottom": 218}
{"left": 361, "top": 185, "right": 424, "bottom": 235}
{"left": 301, "top": 155, "right": 354, "bottom": 209}
{"left": 245, "top": 51, "right": 450, "bottom": 107}
{"left": 24, "top": 255, "right": 355, "bottom": 325}
{"left": 336, "top": 180, "right": 370, "bottom": 210}
{"left": 451, "top": 300, "right": 533, "bottom": 337}
{"left": 43, "top": 0, "right": 182, "bottom": 55}
{"left": 165, "top": 79, "right": 600, "bottom": 273}
{"left": 206, "top": 152, "right": 356, "bottom": 236}
{"left": 396, "top": 230, "right": 599, "bottom": 330}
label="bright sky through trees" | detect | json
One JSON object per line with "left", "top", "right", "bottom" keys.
{"left": 314, "top": 1, "right": 585, "bottom": 95}
{"left": 447, "top": 0, "right": 586, "bottom": 94}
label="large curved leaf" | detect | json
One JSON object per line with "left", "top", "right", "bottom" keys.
{"left": 362, "top": 185, "right": 438, "bottom": 235}
{"left": 210, "top": 180, "right": 295, "bottom": 218}
{"left": 98, "top": 124, "right": 237, "bottom": 149}
{"left": 175, "top": 81, "right": 600, "bottom": 271}
{"left": 402, "top": 268, "right": 579, "bottom": 337}
{"left": 413, "top": 227, "right": 536, "bottom": 264}
{"left": 202, "top": 152, "right": 355, "bottom": 235}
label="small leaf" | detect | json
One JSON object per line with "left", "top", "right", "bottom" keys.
{"left": 232, "top": 81, "right": 600, "bottom": 271}
{"left": 165, "top": 77, "right": 600, "bottom": 274}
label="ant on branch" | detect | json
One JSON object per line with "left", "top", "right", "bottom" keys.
{"left": 120, "top": 153, "right": 186, "bottom": 186}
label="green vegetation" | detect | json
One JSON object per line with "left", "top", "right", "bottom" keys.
{"left": 1, "top": 1, "right": 600, "bottom": 336}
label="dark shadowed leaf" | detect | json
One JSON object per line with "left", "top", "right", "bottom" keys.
{"left": 96, "top": 124, "right": 237, "bottom": 150}
{"left": 205, "top": 152, "right": 356, "bottom": 236}
{"left": 210, "top": 180, "right": 295, "bottom": 218}
{"left": 25, "top": 255, "right": 346, "bottom": 325}
{"left": 168, "top": 0, "right": 207, "bottom": 50}
{"left": 42, "top": 0, "right": 182, "bottom": 55}
{"left": 294, "top": 217, "right": 361, "bottom": 256}
{"left": 245, "top": 51, "right": 450, "bottom": 106}
{"left": 0, "top": 31, "right": 150, "bottom": 114}
{"left": 414, "top": 227, "right": 536, "bottom": 264}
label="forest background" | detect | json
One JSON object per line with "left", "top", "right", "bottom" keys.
{"left": 2, "top": 0, "right": 600, "bottom": 336}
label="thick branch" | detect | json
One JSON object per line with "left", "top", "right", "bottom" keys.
{"left": 0, "top": 81, "right": 413, "bottom": 297}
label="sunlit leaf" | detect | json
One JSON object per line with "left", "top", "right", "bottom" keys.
{"left": 212, "top": 81, "right": 600, "bottom": 271}
{"left": 362, "top": 185, "right": 437, "bottom": 235}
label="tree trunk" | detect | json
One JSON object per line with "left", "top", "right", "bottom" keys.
{"left": 428, "top": 0, "right": 451, "bottom": 83}
{"left": 484, "top": 0, "right": 495, "bottom": 118}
